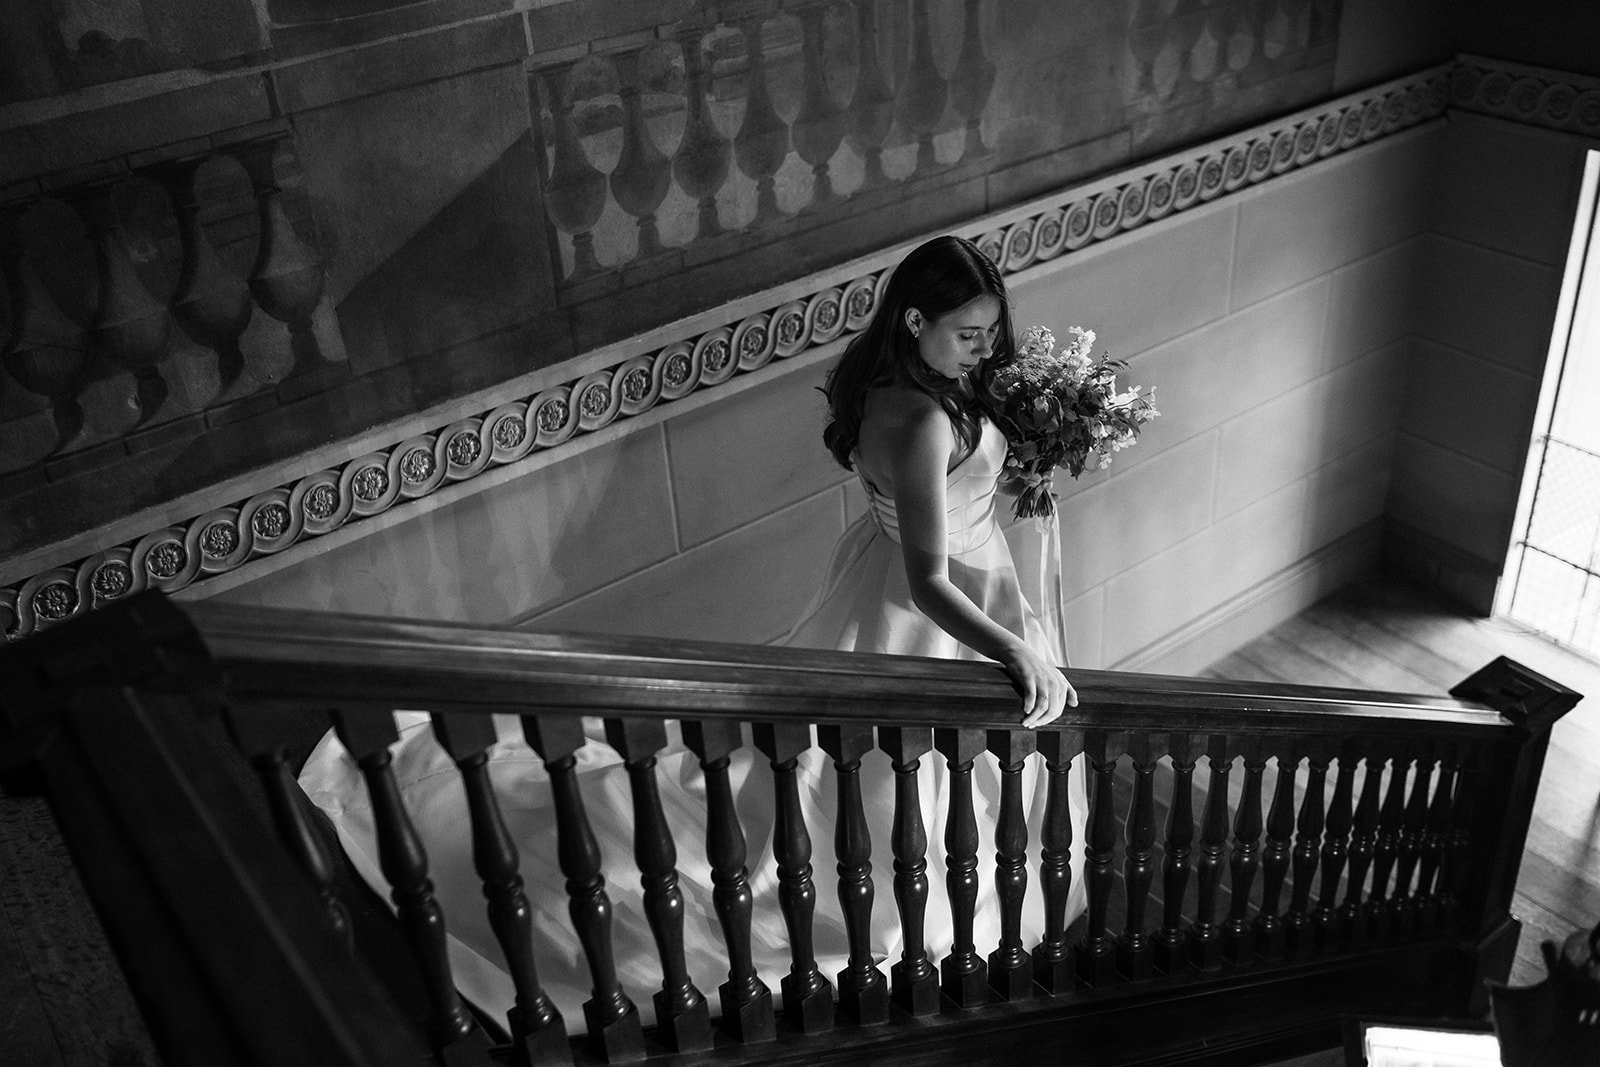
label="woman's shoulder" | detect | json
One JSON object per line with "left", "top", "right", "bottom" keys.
{"left": 860, "top": 385, "right": 958, "bottom": 469}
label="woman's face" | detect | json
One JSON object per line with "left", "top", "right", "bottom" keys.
{"left": 908, "top": 295, "right": 1002, "bottom": 381}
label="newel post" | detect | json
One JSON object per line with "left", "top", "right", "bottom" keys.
{"left": 1449, "top": 656, "right": 1581, "bottom": 1014}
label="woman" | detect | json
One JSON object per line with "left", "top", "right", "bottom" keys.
{"left": 784, "top": 234, "right": 1076, "bottom": 723}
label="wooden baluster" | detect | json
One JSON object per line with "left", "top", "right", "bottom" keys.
{"left": 1393, "top": 744, "right": 1436, "bottom": 936}
{"left": 790, "top": 0, "right": 846, "bottom": 210}
{"left": 520, "top": 715, "right": 645, "bottom": 1063}
{"left": 732, "top": 14, "right": 792, "bottom": 225}
{"left": 989, "top": 729, "right": 1037, "bottom": 999}
{"left": 604, "top": 717, "right": 711, "bottom": 1053}
{"left": 430, "top": 713, "right": 570, "bottom": 1064}
{"left": 1313, "top": 741, "right": 1358, "bottom": 950}
{"left": 1191, "top": 736, "right": 1232, "bottom": 971}
{"left": 1223, "top": 739, "right": 1266, "bottom": 965}
{"left": 1440, "top": 744, "right": 1480, "bottom": 929}
{"left": 1156, "top": 732, "right": 1196, "bottom": 975}
{"left": 1416, "top": 742, "right": 1460, "bottom": 933}
{"left": 1118, "top": 732, "right": 1157, "bottom": 980}
{"left": 681, "top": 720, "right": 775, "bottom": 1044}
{"left": 752, "top": 722, "right": 833, "bottom": 1032}
{"left": 1284, "top": 742, "right": 1330, "bottom": 960}
{"left": 1341, "top": 751, "right": 1384, "bottom": 945}
{"left": 1256, "top": 747, "right": 1298, "bottom": 961}
{"left": 224, "top": 702, "right": 351, "bottom": 946}
{"left": 818, "top": 722, "right": 888, "bottom": 1024}
{"left": 1034, "top": 729, "right": 1082, "bottom": 993}
{"left": 845, "top": 0, "right": 897, "bottom": 190}
{"left": 879, "top": 726, "right": 939, "bottom": 1015}
{"left": 332, "top": 708, "right": 478, "bottom": 1054}
{"left": 1366, "top": 746, "right": 1412, "bottom": 942}
{"left": 935, "top": 727, "right": 988, "bottom": 1007}
{"left": 1076, "top": 730, "right": 1119, "bottom": 987}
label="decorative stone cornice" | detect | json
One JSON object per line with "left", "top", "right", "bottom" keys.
{"left": 5, "top": 53, "right": 1570, "bottom": 641}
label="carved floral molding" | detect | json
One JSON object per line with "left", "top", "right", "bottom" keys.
{"left": 5, "top": 54, "right": 1586, "bottom": 640}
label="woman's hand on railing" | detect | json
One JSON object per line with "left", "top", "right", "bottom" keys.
{"left": 1000, "top": 643, "right": 1078, "bottom": 728}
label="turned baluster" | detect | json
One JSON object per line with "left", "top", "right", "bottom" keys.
{"left": 1191, "top": 737, "right": 1232, "bottom": 971}
{"left": 605, "top": 717, "right": 711, "bottom": 1052}
{"left": 935, "top": 727, "right": 987, "bottom": 1007}
{"left": 520, "top": 715, "right": 644, "bottom": 1062}
{"left": 682, "top": 720, "right": 775, "bottom": 1044}
{"left": 1284, "top": 742, "right": 1330, "bottom": 959}
{"left": 732, "top": 14, "right": 792, "bottom": 225}
{"left": 229, "top": 138, "right": 328, "bottom": 374}
{"left": 1118, "top": 733, "right": 1157, "bottom": 980}
{"left": 1156, "top": 732, "right": 1196, "bottom": 975}
{"left": 1417, "top": 743, "right": 1460, "bottom": 932}
{"left": 1, "top": 203, "right": 91, "bottom": 454}
{"left": 672, "top": 21, "right": 732, "bottom": 240}
{"left": 333, "top": 707, "right": 477, "bottom": 1053}
{"left": 752, "top": 722, "right": 833, "bottom": 1032}
{"left": 1128, "top": 0, "right": 1170, "bottom": 98}
{"left": 845, "top": 0, "right": 897, "bottom": 190}
{"left": 1255, "top": 747, "right": 1298, "bottom": 961}
{"left": 71, "top": 181, "right": 172, "bottom": 426}
{"left": 1366, "top": 746, "right": 1412, "bottom": 942}
{"left": 225, "top": 702, "right": 350, "bottom": 946}
{"left": 149, "top": 156, "right": 254, "bottom": 392}
{"left": 1393, "top": 744, "right": 1436, "bottom": 935}
{"left": 790, "top": 1, "right": 847, "bottom": 209}
{"left": 1034, "top": 729, "right": 1081, "bottom": 993}
{"left": 989, "top": 728, "right": 1037, "bottom": 999}
{"left": 947, "top": 0, "right": 996, "bottom": 159}
{"left": 897, "top": 0, "right": 950, "bottom": 174}
{"left": 608, "top": 46, "right": 674, "bottom": 261}
{"left": 1341, "top": 751, "right": 1385, "bottom": 944}
{"left": 1313, "top": 742, "right": 1358, "bottom": 949}
{"left": 1441, "top": 746, "right": 1481, "bottom": 927}
{"left": 1222, "top": 739, "right": 1266, "bottom": 965}
{"left": 819, "top": 722, "right": 888, "bottom": 1023}
{"left": 430, "top": 713, "right": 570, "bottom": 1064}
{"left": 533, "top": 60, "right": 608, "bottom": 279}
{"left": 1076, "top": 730, "right": 1119, "bottom": 987}
{"left": 879, "top": 726, "right": 938, "bottom": 1015}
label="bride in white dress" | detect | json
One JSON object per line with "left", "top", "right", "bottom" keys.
{"left": 296, "top": 235, "right": 1088, "bottom": 1031}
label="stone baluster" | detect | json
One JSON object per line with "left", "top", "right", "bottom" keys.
{"left": 608, "top": 46, "right": 674, "bottom": 261}
{"left": 989, "top": 728, "right": 1037, "bottom": 999}
{"left": 535, "top": 59, "right": 609, "bottom": 279}
{"left": 149, "top": 157, "right": 254, "bottom": 393}
{"left": 935, "top": 727, "right": 987, "bottom": 1007}
{"left": 682, "top": 720, "right": 775, "bottom": 1044}
{"left": 1314, "top": 743, "right": 1358, "bottom": 950}
{"left": 673, "top": 21, "right": 732, "bottom": 240}
{"left": 520, "top": 714, "right": 644, "bottom": 1062}
{"left": 846, "top": 0, "right": 897, "bottom": 190}
{"left": 732, "top": 14, "right": 792, "bottom": 225}
{"left": 790, "top": 0, "right": 847, "bottom": 209}
{"left": 879, "top": 726, "right": 938, "bottom": 1016}
{"left": 1033, "top": 729, "right": 1080, "bottom": 993}
{"left": 820, "top": 721, "right": 889, "bottom": 1024}
{"left": 1076, "top": 730, "right": 1119, "bottom": 987}
{"left": 1284, "top": 742, "right": 1329, "bottom": 959}
{"left": 1170, "top": 0, "right": 1211, "bottom": 95}
{"left": 1190, "top": 736, "right": 1232, "bottom": 970}
{"left": 1223, "top": 739, "right": 1266, "bottom": 964}
{"left": 1, "top": 203, "right": 91, "bottom": 454}
{"left": 71, "top": 182, "right": 172, "bottom": 427}
{"left": 752, "top": 722, "right": 833, "bottom": 1033}
{"left": 897, "top": 0, "right": 949, "bottom": 174}
{"left": 1155, "top": 733, "right": 1197, "bottom": 975}
{"left": 947, "top": 0, "right": 995, "bottom": 160}
{"left": 229, "top": 137, "right": 328, "bottom": 374}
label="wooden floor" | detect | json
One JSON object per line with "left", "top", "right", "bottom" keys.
{"left": 1231, "top": 578, "right": 1600, "bottom": 1067}
{"left": 1, "top": 576, "right": 1596, "bottom": 1066}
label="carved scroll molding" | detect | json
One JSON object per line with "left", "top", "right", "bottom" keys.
{"left": 8, "top": 54, "right": 1568, "bottom": 640}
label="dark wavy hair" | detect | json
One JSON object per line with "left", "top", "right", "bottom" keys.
{"left": 821, "top": 235, "right": 1015, "bottom": 471}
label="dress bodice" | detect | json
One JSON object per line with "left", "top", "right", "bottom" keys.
{"left": 857, "top": 418, "right": 1004, "bottom": 555}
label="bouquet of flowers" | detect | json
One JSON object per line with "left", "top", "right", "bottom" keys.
{"left": 987, "top": 325, "right": 1160, "bottom": 519}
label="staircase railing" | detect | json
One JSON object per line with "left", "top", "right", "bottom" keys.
{"left": 0, "top": 592, "right": 1581, "bottom": 1066}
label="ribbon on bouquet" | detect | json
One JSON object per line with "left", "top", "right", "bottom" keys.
{"left": 1031, "top": 510, "right": 1071, "bottom": 668}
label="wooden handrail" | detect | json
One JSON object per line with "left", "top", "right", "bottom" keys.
{"left": 185, "top": 600, "right": 1510, "bottom": 738}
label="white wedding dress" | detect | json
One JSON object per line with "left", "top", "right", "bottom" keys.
{"left": 296, "top": 417, "right": 1087, "bottom": 1031}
